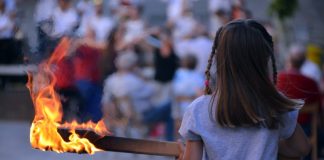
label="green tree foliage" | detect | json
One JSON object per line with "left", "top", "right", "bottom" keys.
{"left": 269, "top": 0, "right": 298, "bottom": 20}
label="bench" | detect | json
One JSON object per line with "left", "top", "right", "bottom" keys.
{"left": 0, "top": 64, "right": 37, "bottom": 89}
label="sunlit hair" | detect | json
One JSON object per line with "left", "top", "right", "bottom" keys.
{"left": 205, "top": 19, "right": 300, "bottom": 129}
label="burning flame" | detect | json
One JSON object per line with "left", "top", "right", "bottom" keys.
{"left": 27, "top": 37, "right": 109, "bottom": 154}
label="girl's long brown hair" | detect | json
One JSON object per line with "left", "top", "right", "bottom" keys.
{"left": 205, "top": 19, "right": 300, "bottom": 129}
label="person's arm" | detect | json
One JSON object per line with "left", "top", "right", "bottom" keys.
{"left": 182, "top": 140, "right": 203, "bottom": 160}
{"left": 278, "top": 124, "right": 311, "bottom": 158}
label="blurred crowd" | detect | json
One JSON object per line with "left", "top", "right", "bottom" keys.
{"left": 0, "top": 0, "right": 323, "bottom": 152}
{"left": 19, "top": 0, "right": 251, "bottom": 140}
{"left": 0, "top": 0, "right": 22, "bottom": 64}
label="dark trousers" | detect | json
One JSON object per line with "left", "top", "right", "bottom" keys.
{"left": 143, "top": 102, "right": 174, "bottom": 141}
{"left": 57, "top": 87, "right": 83, "bottom": 122}
{"left": 0, "top": 38, "right": 20, "bottom": 64}
{"left": 75, "top": 80, "right": 103, "bottom": 122}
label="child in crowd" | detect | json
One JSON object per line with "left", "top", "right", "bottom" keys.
{"left": 172, "top": 54, "right": 204, "bottom": 121}
{"left": 178, "top": 19, "right": 310, "bottom": 160}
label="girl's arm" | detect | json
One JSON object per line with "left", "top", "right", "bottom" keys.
{"left": 182, "top": 140, "right": 203, "bottom": 160}
{"left": 278, "top": 124, "right": 311, "bottom": 158}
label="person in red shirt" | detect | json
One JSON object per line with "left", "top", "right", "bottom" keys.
{"left": 277, "top": 44, "right": 321, "bottom": 134}
{"left": 72, "top": 29, "right": 104, "bottom": 122}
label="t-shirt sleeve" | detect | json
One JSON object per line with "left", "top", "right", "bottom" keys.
{"left": 279, "top": 109, "right": 299, "bottom": 139}
{"left": 178, "top": 99, "right": 202, "bottom": 141}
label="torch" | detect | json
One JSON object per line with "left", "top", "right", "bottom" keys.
{"left": 27, "top": 37, "right": 180, "bottom": 158}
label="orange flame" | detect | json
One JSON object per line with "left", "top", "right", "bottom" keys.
{"left": 27, "top": 37, "right": 109, "bottom": 154}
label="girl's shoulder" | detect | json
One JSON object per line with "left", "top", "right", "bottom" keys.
{"left": 190, "top": 95, "right": 212, "bottom": 106}
{"left": 185, "top": 95, "right": 212, "bottom": 115}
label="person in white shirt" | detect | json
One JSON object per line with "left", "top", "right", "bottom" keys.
{"left": 172, "top": 54, "right": 204, "bottom": 120}
{"left": 166, "top": 0, "right": 184, "bottom": 23}
{"left": 301, "top": 61, "right": 321, "bottom": 84}
{"left": 4, "top": 0, "right": 16, "bottom": 15}
{"left": 102, "top": 52, "right": 153, "bottom": 115}
{"left": 175, "top": 26, "right": 213, "bottom": 75}
{"left": 102, "top": 52, "right": 154, "bottom": 137}
{"left": 301, "top": 45, "right": 323, "bottom": 84}
{"left": 34, "top": 0, "right": 57, "bottom": 55}
{"left": 108, "top": 0, "right": 143, "bottom": 22}
{"left": 0, "top": 0, "right": 15, "bottom": 64}
{"left": 87, "top": 0, "right": 115, "bottom": 43}
{"left": 208, "top": 0, "right": 232, "bottom": 37}
{"left": 171, "top": 8, "right": 197, "bottom": 42}
{"left": 51, "top": 0, "right": 78, "bottom": 38}
{"left": 75, "top": 0, "right": 95, "bottom": 38}
{"left": 165, "top": 0, "right": 193, "bottom": 23}
{"left": 0, "top": 1, "right": 13, "bottom": 39}
{"left": 123, "top": 6, "right": 145, "bottom": 44}
{"left": 34, "top": 0, "right": 57, "bottom": 24}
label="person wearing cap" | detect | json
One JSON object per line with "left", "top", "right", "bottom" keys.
{"left": 102, "top": 52, "right": 154, "bottom": 137}
{"left": 301, "top": 44, "right": 323, "bottom": 84}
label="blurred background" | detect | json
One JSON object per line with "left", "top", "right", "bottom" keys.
{"left": 0, "top": 0, "right": 323, "bottom": 159}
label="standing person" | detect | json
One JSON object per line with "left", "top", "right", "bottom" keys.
{"left": 102, "top": 52, "right": 153, "bottom": 138}
{"left": 149, "top": 34, "right": 178, "bottom": 141}
{"left": 172, "top": 54, "right": 204, "bottom": 133}
{"left": 154, "top": 34, "right": 179, "bottom": 85}
{"left": 178, "top": 20, "right": 310, "bottom": 159}
{"left": 42, "top": 0, "right": 77, "bottom": 58}
{"left": 208, "top": 0, "right": 232, "bottom": 37}
{"left": 75, "top": 0, "right": 95, "bottom": 38}
{"left": 51, "top": 0, "right": 77, "bottom": 38}
{"left": 301, "top": 44, "right": 322, "bottom": 84}
{"left": 87, "top": 0, "right": 115, "bottom": 43}
{"left": 100, "top": 26, "right": 123, "bottom": 78}
{"left": 34, "top": 0, "right": 57, "bottom": 58}
{"left": 175, "top": 25, "right": 213, "bottom": 75}
{"left": 165, "top": 0, "right": 191, "bottom": 24}
{"left": 72, "top": 30, "right": 103, "bottom": 122}
{"left": 0, "top": 0, "right": 15, "bottom": 64}
{"left": 171, "top": 7, "right": 197, "bottom": 42}
{"left": 123, "top": 6, "right": 145, "bottom": 45}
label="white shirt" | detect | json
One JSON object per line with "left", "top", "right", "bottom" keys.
{"left": 75, "top": 0, "right": 95, "bottom": 37}
{"left": 102, "top": 72, "right": 154, "bottom": 114}
{"left": 76, "top": 0, "right": 95, "bottom": 16}
{"left": 0, "top": 12, "right": 14, "bottom": 39}
{"left": 175, "top": 36, "right": 213, "bottom": 75}
{"left": 124, "top": 19, "right": 145, "bottom": 44}
{"left": 51, "top": 7, "right": 78, "bottom": 38}
{"left": 301, "top": 60, "right": 322, "bottom": 84}
{"left": 167, "top": 0, "right": 184, "bottom": 22}
{"left": 4, "top": 0, "right": 16, "bottom": 14}
{"left": 172, "top": 68, "right": 204, "bottom": 118}
{"left": 173, "top": 15, "right": 196, "bottom": 41}
{"left": 173, "top": 68, "right": 204, "bottom": 97}
{"left": 208, "top": 0, "right": 233, "bottom": 13}
{"left": 88, "top": 15, "right": 115, "bottom": 42}
{"left": 34, "top": 0, "right": 57, "bottom": 23}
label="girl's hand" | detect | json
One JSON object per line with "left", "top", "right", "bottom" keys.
{"left": 177, "top": 139, "right": 185, "bottom": 160}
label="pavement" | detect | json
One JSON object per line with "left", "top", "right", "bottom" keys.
{"left": 0, "top": 121, "right": 172, "bottom": 160}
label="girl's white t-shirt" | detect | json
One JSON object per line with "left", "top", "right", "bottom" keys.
{"left": 179, "top": 95, "right": 300, "bottom": 160}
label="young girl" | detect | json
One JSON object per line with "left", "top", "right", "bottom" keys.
{"left": 179, "top": 19, "right": 310, "bottom": 160}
